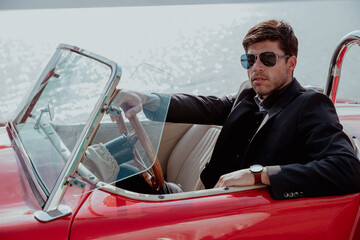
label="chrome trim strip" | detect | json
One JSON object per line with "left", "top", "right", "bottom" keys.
{"left": 325, "top": 30, "right": 360, "bottom": 103}
{"left": 43, "top": 45, "right": 122, "bottom": 212}
{"left": 96, "top": 181, "right": 265, "bottom": 202}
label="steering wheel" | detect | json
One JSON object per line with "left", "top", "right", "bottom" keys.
{"left": 127, "top": 114, "right": 165, "bottom": 191}
{"left": 108, "top": 93, "right": 164, "bottom": 191}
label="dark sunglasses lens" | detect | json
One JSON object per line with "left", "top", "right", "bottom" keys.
{"left": 240, "top": 54, "right": 255, "bottom": 69}
{"left": 259, "top": 52, "right": 277, "bottom": 67}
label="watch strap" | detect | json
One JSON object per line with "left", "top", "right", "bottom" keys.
{"left": 253, "top": 172, "right": 262, "bottom": 184}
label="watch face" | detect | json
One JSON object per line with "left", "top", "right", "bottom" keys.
{"left": 250, "top": 164, "right": 263, "bottom": 173}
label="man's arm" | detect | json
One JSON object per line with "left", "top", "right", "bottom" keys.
{"left": 214, "top": 92, "right": 360, "bottom": 199}
{"left": 115, "top": 89, "right": 238, "bottom": 125}
{"left": 214, "top": 167, "right": 270, "bottom": 188}
{"left": 266, "top": 92, "right": 360, "bottom": 199}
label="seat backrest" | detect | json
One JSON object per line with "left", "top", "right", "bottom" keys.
{"left": 343, "top": 129, "right": 359, "bottom": 157}
{"left": 166, "top": 124, "right": 221, "bottom": 191}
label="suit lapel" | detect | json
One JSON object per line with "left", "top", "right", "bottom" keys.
{"left": 228, "top": 78, "right": 305, "bottom": 137}
{"left": 251, "top": 79, "right": 305, "bottom": 139}
{"left": 227, "top": 88, "right": 257, "bottom": 124}
{"left": 267, "top": 79, "right": 305, "bottom": 121}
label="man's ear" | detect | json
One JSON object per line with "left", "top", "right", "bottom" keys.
{"left": 288, "top": 56, "right": 297, "bottom": 71}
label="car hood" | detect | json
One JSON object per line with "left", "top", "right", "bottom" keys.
{"left": 0, "top": 126, "right": 41, "bottom": 217}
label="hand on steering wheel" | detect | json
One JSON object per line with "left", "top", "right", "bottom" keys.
{"left": 109, "top": 89, "right": 165, "bottom": 191}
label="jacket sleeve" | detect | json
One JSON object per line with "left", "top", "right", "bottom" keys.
{"left": 267, "top": 92, "right": 360, "bottom": 200}
{"left": 145, "top": 93, "right": 236, "bottom": 126}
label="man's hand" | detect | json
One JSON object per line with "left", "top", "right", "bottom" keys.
{"left": 113, "top": 90, "right": 145, "bottom": 118}
{"left": 214, "top": 167, "right": 270, "bottom": 188}
{"left": 113, "top": 90, "right": 160, "bottom": 119}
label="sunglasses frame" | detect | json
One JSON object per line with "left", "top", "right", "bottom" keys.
{"left": 240, "top": 51, "right": 290, "bottom": 69}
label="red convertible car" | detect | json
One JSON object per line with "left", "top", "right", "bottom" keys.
{"left": 1, "top": 31, "right": 360, "bottom": 240}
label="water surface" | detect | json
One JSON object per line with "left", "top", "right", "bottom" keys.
{"left": 0, "top": 0, "right": 359, "bottom": 122}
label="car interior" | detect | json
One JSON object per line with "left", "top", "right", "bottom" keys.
{"left": 49, "top": 109, "right": 360, "bottom": 200}
{"left": 50, "top": 120, "right": 221, "bottom": 193}
{"left": 90, "top": 121, "right": 221, "bottom": 192}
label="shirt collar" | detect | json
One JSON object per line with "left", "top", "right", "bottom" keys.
{"left": 254, "top": 94, "right": 266, "bottom": 112}
{"left": 253, "top": 78, "right": 295, "bottom": 112}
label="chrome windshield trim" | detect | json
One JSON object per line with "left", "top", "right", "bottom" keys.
{"left": 42, "top": 45, "right": 121, "bottom": 212}
{"left": 325, "top": 30, "right": 360, "bottom": 103}
{"left": 6, "top": 121, "right": 47, "bottom": 205}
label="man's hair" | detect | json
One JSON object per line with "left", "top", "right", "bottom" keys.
{"left": 242, "top": 20, "right": 298, "bottom": 57}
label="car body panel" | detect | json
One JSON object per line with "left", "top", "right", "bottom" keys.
{"left": 0, "top": 138, "right": 69, "bottom": 240}
{"left": 0, "top": 126, "right": 93, "bottom": 239}
{"left": 70, "top": 187, "right": 360, "bottom": 239}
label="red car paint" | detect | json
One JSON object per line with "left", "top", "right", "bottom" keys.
{"left": 68, "top": 188, "right": 360, "bottom": 240}
{"left": 0, "top": 137, "right": 92, "bottom": 240}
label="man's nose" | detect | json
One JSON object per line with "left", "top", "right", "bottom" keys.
{"left": 252, "top": 56, "right": 265, "bottom": 72}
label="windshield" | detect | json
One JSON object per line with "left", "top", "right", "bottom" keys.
{"left": 83, "top": 63, "right": 173, "bottom": 188}
{"left": 13, "top": 47, "right": 113, "bottom": 194}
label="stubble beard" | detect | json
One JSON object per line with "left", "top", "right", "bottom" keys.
{"left": 252, "top": 73, "right": 290, "bottom": 99}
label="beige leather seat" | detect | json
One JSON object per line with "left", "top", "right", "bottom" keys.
{"left": 166, "top": 125, "right": 221, "bottom": 192}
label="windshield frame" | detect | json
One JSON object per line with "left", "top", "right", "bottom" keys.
{"left": 10, "top": 44, "right": 122, "bottom": 211}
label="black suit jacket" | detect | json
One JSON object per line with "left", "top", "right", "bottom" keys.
{"left": 161, "top": 78, "right": 360, "bottom": 199}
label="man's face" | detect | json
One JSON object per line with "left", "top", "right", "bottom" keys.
{"left": 247, "top": 40, "right": 296, "bottom": 99}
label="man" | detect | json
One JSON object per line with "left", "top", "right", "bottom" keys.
{"left": 115, "top": 20, "right": 360, "bottom": 199}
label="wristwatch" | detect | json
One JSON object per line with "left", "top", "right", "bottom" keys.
{"left": 249, "top": 164, "right": 264, "bottom": 184}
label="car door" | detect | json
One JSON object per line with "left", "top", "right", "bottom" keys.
{"left": 70, "top": 185, "right": 360, "bottom": 240}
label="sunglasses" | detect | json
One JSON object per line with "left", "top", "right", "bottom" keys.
{"left": 240, "top": 51, "right": 290, "bottom": 69}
